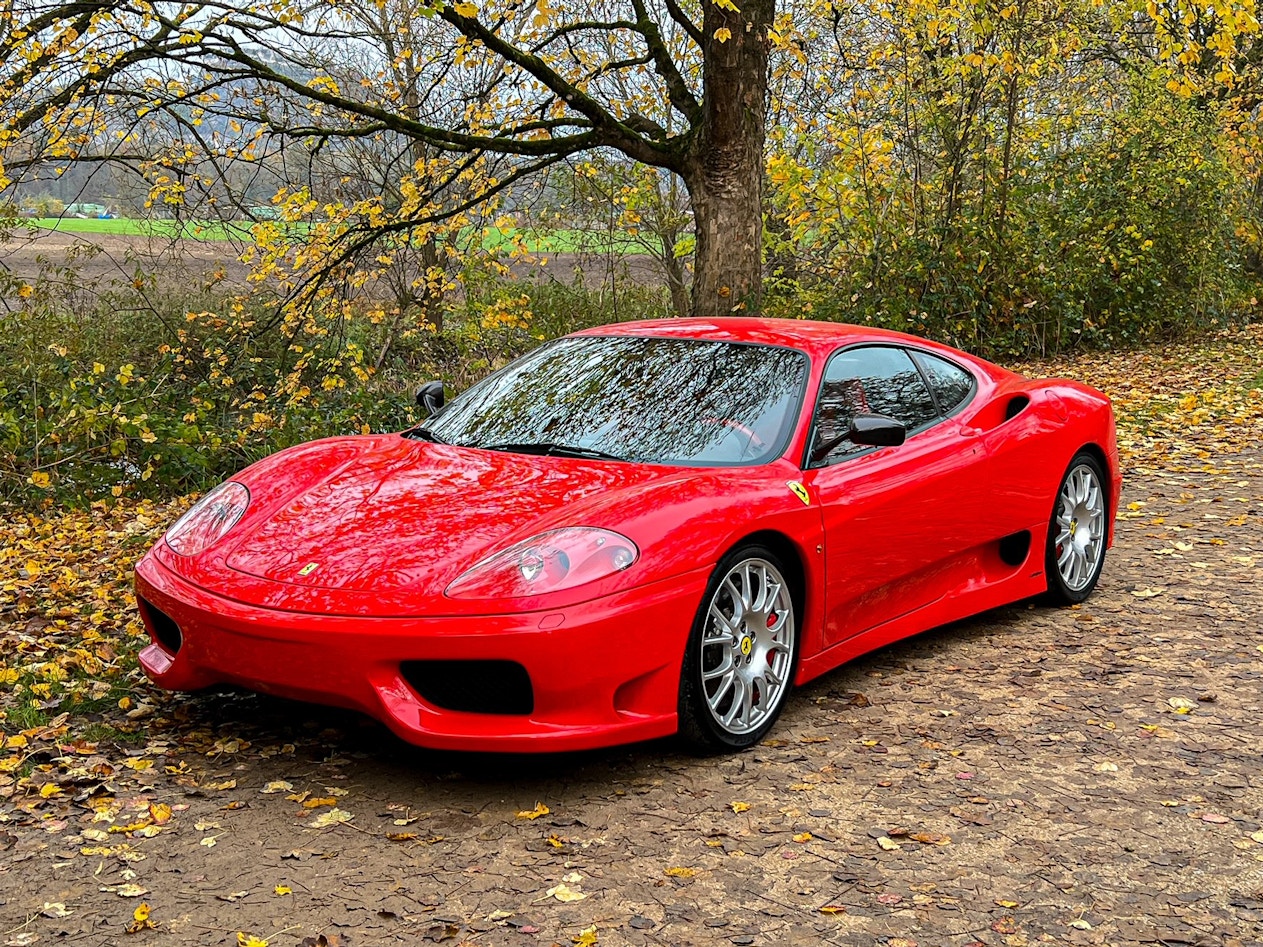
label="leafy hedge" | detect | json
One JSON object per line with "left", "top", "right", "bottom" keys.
{"left": 0, "top": 274, "right": 671, "bottom": 505}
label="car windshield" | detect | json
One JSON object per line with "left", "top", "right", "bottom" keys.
{"left": 420, "top": 335, "right": 810, "bottom": 466}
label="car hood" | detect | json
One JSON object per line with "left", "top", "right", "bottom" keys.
{"left": 222, "top": 436, "right": 680, "bottom": 594}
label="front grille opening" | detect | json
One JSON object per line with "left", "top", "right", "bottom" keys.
{"left": 138, "top": 596, "right": 182, "bottom": 654}
{"left": 400, "top": 660, "right": 534, "bottom": 716}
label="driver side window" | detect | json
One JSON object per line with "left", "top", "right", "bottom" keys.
{"left": 812, "top": 346, "right": 938, "bottom": 463}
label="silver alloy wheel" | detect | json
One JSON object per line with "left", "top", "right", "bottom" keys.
{"left": 1054, "top": 463, "right": 1106, "bottom": 592}
{"left": 699, "top": 557, "right": 795, "bottom": 736}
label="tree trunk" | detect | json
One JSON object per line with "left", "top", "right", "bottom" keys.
{"left": 684, "top": 0, "right": 773, "bottom": 317}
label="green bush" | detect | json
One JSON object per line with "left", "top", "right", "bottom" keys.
{"left": 0, "top": 271, "right": 671, "bottom": 506}
{"left": 766, "top": 77, "right": 1254, "bottom": 357}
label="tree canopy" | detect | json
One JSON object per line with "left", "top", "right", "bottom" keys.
{"left": 1, "top": 0, "right": 779, "bottom": 314}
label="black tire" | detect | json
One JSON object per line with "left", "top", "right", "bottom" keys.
{"left": 678, "top": 544, "right": 800, "bottom": 752}
{"left": 1045, "top": 451, "right": 1109, "bottom": 605}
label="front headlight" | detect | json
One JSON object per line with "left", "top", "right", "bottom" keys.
{"left": 445, "top": 527, "right": 639, "bottom": 600}
{"left": 164, "top": 481, "right": 250, "bottom": 557}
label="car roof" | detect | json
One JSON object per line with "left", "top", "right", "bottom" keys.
{"left": 573, "top": 316, "right": 972, "bottom": 362}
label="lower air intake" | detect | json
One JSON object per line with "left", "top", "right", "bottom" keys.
{"left": 400, "top": 660, "right": 534, "bottom": 715}
{"left": 138, "top": 596, "right": 183, "bottom": 654}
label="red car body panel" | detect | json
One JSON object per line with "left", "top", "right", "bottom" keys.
{"left": 135, "top": 318, "right": 1121, "bottom": 751}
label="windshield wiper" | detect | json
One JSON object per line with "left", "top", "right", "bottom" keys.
{"left": 402, "top": 427, "right": 447, "bottom": 444}
{"left": 480, "top": 441, "right": 630, "bottom": 462}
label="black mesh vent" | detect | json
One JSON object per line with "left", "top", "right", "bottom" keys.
{"left": 138, "top": 596, "right": 182, "bottom": 654}
{"left": 400, "top": 660, "right": 533, "bottom": 715}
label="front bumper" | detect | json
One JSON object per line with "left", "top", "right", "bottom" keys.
{"left": 134, "top": 553, "right": 708, "bottom": 752}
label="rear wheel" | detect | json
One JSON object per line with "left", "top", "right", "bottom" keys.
{"left": 678, "top": 546, "right": 798, "bottom": 751}
{"left": 1046, "top": 453, "right": 1108, "bottom": 604}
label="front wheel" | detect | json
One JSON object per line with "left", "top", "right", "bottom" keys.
{"left": 678, "top": 547, "right": 799, "bottom": 751}
{"left": 1046, "top": 452, "right": 1108, "bottom": 604}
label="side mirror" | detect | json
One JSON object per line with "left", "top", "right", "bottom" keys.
{"left": 811, "top": 413, "right": 906, "bottom": 463}
{"left": 849, "top": 414, "right": 906, "bottom": 447}
{"left": 416, "top": 380, "right": 445, "bottom": 417}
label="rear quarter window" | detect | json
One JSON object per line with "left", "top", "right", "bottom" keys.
{"left": 913, "top": 351, "right": 975, "bottom": 415}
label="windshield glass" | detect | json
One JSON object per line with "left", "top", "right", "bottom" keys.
{"left": 421, "top": 335, "right": 809, "bottom": 466}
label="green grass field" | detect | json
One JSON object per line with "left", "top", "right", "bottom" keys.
{"left": 480, "top": 226, "right": 645, "bottom": 254}
{"left": 32, "top": 217, "right": 252, "bottom": 240}
{"left": 31, "top": 217, "right": 645, "bottom": 254}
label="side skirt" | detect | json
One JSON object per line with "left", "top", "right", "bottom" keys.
{"left": 795, "top": 553, "right": 1048, "bottom": 686}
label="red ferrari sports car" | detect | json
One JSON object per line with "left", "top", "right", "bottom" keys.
{"left": 134, "top": 318, "right": 1119, "bottom": 752}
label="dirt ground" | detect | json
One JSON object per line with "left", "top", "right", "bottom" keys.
{"left": 2, "top": 336, "right": 1263, "bottom": 947}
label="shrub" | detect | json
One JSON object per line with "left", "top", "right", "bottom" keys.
{"left": 0, "top": 269, "right": 671, "bottom": 505}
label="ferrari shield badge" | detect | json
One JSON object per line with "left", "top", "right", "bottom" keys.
{"left": 298, "top": 562, "right": 320, "bottom": 577}
{"left": 787, "top": 481, "right": 811, "bottom": 506}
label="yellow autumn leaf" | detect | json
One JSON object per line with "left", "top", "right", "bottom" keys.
{"left": 909, "top": 831, "right": 951, "bottom": 846}
{"left": 308, "top": 807, "right": 354, "bottom": 828}
{"left": 1168, "top": 697, "right": 1196, "bottom": 714}
{"left": 714, "top": 27, "right": 732, "bottom": 43}
{"left": 792, "top": 832, "right": 812, "bottom": 843}
{"left": 819, "top": 905, "right": 847, "bottom": 915}
{"left": 274, "top": 885, "right": 292, "bottom": 896}
{"left": 40, "top": 783, "right": 62, "bottom": 798}
{"left": 664, "top": 866, "right": 696, "bottom": 878}
{"left": 126, "top": 902, "right": 157, "bottom": 934}
{"left": 545, "top": 883, "right": 586, "bottom": 902}
{"left": 28, "top": 471, "right": 51, "bottom": 489}
{"left": 302, "top": 797, "right": 338, "bottom": 808}
{"left": 730, "top": 801, "right": 750, "bottom": 813}
{"left": 452, "top": 1, "right": 478, "bottom": 15}
{"left": 516, "top": 801, "right": 550, "bottom": 820}
{"left": 573, "top": 926, "right": 598, "bottom": 946}
{"left": 238, "top": 935, "right": 269, "bottom": 947}
{"left": 877, "top": 836, "right": 901, "bottom": 850}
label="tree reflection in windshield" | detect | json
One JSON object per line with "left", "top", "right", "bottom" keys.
{"left": 425, "top": 336, "right": 809, "bottom": 466}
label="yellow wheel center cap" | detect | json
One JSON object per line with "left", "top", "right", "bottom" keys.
{"left": 740, "top": 636, "right": 753, "bottom": 656}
